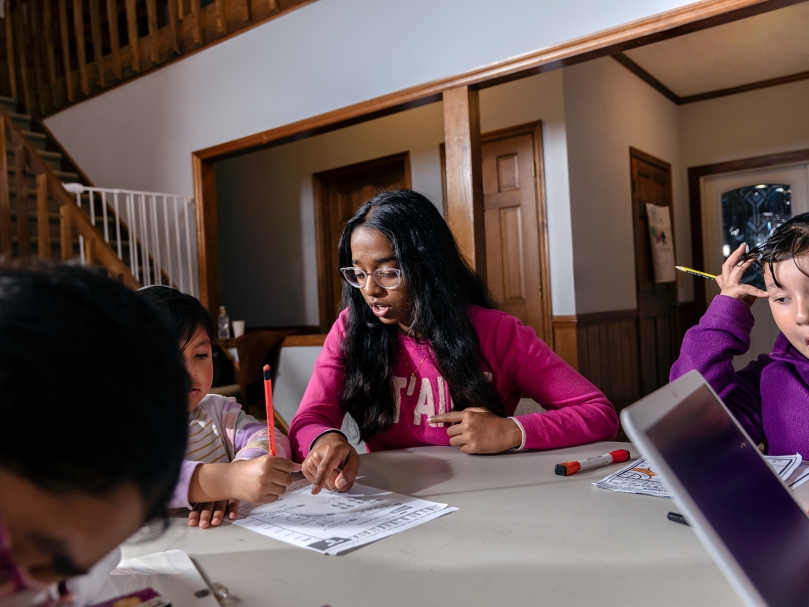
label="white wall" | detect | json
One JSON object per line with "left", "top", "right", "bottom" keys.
{"left": 43, "top": 0, "right": 700, "bottom": 197}
{"left": 216, "top": 102, "right": 446, "bottom": 327}
{"left": 563, "top": 56, "right": 683, "bottom": 314}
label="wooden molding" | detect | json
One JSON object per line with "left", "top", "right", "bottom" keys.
{"left": 614, "top": 55, "right": 809, "bottom": 108}
{"left": 193, "top": 152, "right": 220, "bottom": 314}
{"left": 612, "top": 54, "right": 680, "bottom": 104}
{"left": 282, "top": 334, "right": 327, "bottom": 347}
{"left": 687, "top": 147, "right": 809, "bottom": 311}
{"left": 443, "top": 86, "right": 486, "bottom": 280}
{"left": 194, "top": 0, "right": 798, "bottom": 162}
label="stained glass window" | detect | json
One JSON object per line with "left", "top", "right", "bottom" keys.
{"left": 721, "top": 184, "right": 791, "bottom": 289}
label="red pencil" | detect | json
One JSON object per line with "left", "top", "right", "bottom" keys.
{"left": 263, "top": 364, "right": 277, "bottom": 456}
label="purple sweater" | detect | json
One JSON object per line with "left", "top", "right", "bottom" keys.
{"left": 671, "top": 295, "right": 809, "bottom": 457}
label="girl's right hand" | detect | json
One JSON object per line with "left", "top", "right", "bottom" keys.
{"left": 717, "top": 243, "right": 768, "bottom": 308}
{"left": 227, "top": 456, "right": 301, "bottom": 504}
{"left": 302, "top": 433, "right": 361, "bottom": 495}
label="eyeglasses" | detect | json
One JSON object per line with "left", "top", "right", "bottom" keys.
{"left": 340, "top": 267, "right": 402, "bottom": 290}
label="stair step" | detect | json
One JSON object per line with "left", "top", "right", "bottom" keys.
{"left": 10, "top": 208, "right": 123, "bottom": 226}
{"left": 5, "top": 111, "right": 31, "bottom": 131}
{"left": 6, "top": 149, "right": 62, "bottom": 171}
{"left": 0, "top": 96, "right": 17, "bottom": 113}
{"left": 21, "top": 131, "right": 47, "bottom": 151}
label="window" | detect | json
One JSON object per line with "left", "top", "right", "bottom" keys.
{"left": 721, "top": 184, "right": 791, "bottom": 289}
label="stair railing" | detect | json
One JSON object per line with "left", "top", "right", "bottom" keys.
{"left": 0, "top": 105, "right": 140, "bottom": 290}
{"left": 63, "top": 184, "right": 197, "bottom": 297}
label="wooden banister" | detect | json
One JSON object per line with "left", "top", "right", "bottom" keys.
{"left": 0, "top": 107, "right": 140, "bottom": 289}
{"left": 14, "top": 143, "right": 28, "bottom": 257}
{"left": 0, "top": 120, "right": 10, "bottom": 256}
{"left": 3, "top": 0, "right": 314, "bottom": 117}
{"left": 36, "top": 173, "right": 50, "bottom": 259}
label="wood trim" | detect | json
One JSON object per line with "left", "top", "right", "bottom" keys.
{"left": 612, "top": 53, "right": 679, "bottom": 104}
{"left": 679, "top": 69, "right": 809, "bottom": 104}
{"left": 193, "top": 152, "right": 220, "bottom": 314}
{"left": 615, "top": 52, "right": 809, "bottom": 106}
{"left": 281, "top": 334, "right": 327, "bottom": 347}
{"left": 194, "top": 0, "right": 800, "bottom": 162}
{"left": 688, "top": 147, "right": 809, "bottom": 311}
{"left": 0, "top": 120, "right": 9, "bottom": 256}
{"left": 443, "top": 85, "right": 485, "bottom": 280}
{"left": 36, "top": 174, "right": 51, "bottom": 260}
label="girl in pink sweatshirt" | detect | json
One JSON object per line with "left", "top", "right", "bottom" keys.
{"left": 289, "top": 189, "right": 618, "bottom": 493}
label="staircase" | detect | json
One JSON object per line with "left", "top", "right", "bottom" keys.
{"left": 0, "top": 95, "right": 195, "bottom": 293}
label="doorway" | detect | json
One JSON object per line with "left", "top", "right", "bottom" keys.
{"left": 700, "top": 163, "right": 809, "bottom": 369}
{"left": 630, "top": 148, "right": 678, "bottom": 396}
{"left": 313, "top": 152, "right": 411, "bottom": 331}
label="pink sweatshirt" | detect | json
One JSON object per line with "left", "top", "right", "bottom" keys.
{"left": 289, "top": 306, "right": 618, "bottom": 460}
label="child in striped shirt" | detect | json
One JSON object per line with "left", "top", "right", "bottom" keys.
{"left": 138, "top": 286, "right": 299, "bottom": 529}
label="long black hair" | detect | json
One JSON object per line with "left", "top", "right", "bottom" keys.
{"left": 0, "top": 264, "right": 189, "bottom": 523}
{"left": 741, "top": 211, "right": 809, "bottom": 288}
{"left": 338, "top": 189, "right": 503, "bottom": 440}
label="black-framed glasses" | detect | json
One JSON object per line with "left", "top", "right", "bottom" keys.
{"left": 340, "top": 267, "right": 402, "bottom": 290}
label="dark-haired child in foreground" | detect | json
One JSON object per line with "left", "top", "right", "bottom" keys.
{"left": 288, "top": 189, "right": 619, "bottom": 493}
{"left": 672, "top": 212, "right": 809, "bottom": 457}
{"left": 0, "top": 265, "right": 189, "bottom": 606}
{"left": 138, "top": 286, "right": 299, "bottom": 528}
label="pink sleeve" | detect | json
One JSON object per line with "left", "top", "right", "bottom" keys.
{"left": 288, "top": 313, "right": 348, "bottom": 462}
{"left": 484, "top": 311, "right": 619, "bottom": 450}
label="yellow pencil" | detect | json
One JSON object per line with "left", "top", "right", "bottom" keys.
{"left": 675, "top": 266, "right": 717, "bottom": 280}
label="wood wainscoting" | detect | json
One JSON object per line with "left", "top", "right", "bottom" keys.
{"left": 553, "top": 310, "right": 641, "bottom": 413}
{"left": 552, "top": 303, "right": 700, "bottom": 415}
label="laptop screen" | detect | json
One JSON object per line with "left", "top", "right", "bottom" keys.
{"left": 647, "top": 384, "right": 809, "bottom": 606}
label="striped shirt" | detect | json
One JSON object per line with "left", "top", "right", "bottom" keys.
{"left": 170, "top": 394, "right": 291, "bottom": 510}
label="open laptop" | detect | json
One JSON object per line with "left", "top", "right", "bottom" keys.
{"left": 621, "top": 370, "right": 809, "bottom": 607}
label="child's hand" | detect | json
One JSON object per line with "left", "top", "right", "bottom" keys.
{"left": 717, "top": 243, "right": 768, "bottom": 308}
{"left": 302, "top": 433, "right": 361, "bottom": 495}
{"left": 227, "top": 456, "right": 301, "bottom": 504}
{"left": 188, "top": 499, "right": 240, "bottom": 529}
{"left": 430, "top": 407, "right": 522, "bottom": 453}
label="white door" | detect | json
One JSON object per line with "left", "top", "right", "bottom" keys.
{"left": 702, "top": 163, "right": 809, "bottom": 369}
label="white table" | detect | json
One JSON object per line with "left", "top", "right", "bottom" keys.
{"left": 123, "top": 442, "right": 753, "bottom": 607}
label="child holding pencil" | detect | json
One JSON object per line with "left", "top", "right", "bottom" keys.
{"left": 289, "top": 189, "right": 618, "bottom": 493}
{"left": 138, "top": 287, "right": 299, "bottom": 528}
{"left": 672, "top": 213, "right": 809, "bottom": 457}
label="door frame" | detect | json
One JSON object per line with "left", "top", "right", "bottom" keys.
{"left": 312, "top": 151, "right": 411, "bottom": 332}
{"left": 687, "top": 147, "right": 809, "bottom": 315}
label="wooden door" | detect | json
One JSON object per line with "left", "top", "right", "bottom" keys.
{"left": 480, "top": 124, "right": 552, "bottom": 344}
{"left": 313, "top": 152, "right": 410, "bottom": 331}
{"left": 631, "top": 148, "right": 677, "bottom": 396}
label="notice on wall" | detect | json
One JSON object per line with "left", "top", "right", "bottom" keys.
{"left": 646, "top": 203, "right": 676, "bottom": 283}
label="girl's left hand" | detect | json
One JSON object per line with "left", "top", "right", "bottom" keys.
{"left": 429, "top": 407, "right": 522, "bottom": 453}
{"left": 188, "top": 499, "right": 240, "bottom": 528}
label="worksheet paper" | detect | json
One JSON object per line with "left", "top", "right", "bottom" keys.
{"left": 234, "top": 479, "right": 458, "bottom": 555}
{"left": 594, "top": 454, "right": 803, "bottom": 498}
{"left": 789, "top": 462, "right": 809, "bottom": 489}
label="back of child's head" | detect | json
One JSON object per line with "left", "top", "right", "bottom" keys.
{"left": 136, "top": 285, "right": 215, "bottom": 350}
{"left": 0, "top": 264, "right": 189, "bottom": 521}
{"left": 742, "top": 212, "right": 809, "bottom": 288}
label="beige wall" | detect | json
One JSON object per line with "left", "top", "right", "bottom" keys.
{"left": 217, "top": 70, "right": 574, "bottom": 327}
{"left": 563, "top": 56, "right": 683, "bottom": 314}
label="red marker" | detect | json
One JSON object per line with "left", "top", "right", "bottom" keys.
{"left": 555, "top": 449, "right": 630, "bottom": 476}
{"left": 263, "top": 364, "right": 277, "bottom": 456}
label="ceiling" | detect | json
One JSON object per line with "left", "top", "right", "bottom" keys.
{"left": 623, "top": 2, "right": 809, "bottom": 98}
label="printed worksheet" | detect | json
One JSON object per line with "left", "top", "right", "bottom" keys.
{"left": 234, "top": 479, "right": 457, "bottom": 555}
{"left": 595, "top": 453, "right": 803, "bottom": 498}
{"left": 789, "top": 462, "right": 809, "bottom": 489}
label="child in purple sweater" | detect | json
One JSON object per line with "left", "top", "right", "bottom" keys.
{"left": 671, "top": 213, "right": 809, "bottom": 457}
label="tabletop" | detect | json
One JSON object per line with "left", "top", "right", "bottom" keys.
{"left": 122, "top": 442, "right": 754, "bottom": 607}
